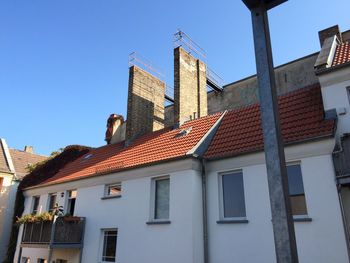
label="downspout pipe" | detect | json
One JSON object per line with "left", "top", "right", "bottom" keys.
{"left": 200, "top": 157, "right": 209, "bottom": 263}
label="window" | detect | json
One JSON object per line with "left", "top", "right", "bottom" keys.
{"left": 287, "top": 164, "right": 308, "bottom": 216}
{"left": 0, "top": 177, "right": 3, "bottom": 189}
{"left": 152, "top": 177, "right": 170, "bottom": 220}
{"left": 56, "top": 259, "right": 67, "bottom": 263}
{"left": 220, "top": 171, "right": 246, "bottom": 219}
{"left": 101, "top": 229, "right": 118, "bottom": 262}
{"left": 48, "top": 193, "right": 57, "bottom": 213}
{"left": 66, "top": 190, "right": 77, "bottom": 216}
{"left": 31, "top": 196, "right": 40, "bottom": 215}
{"left": 347, "top": 86, "right": 350, "bottom": 103}
{"left": 105, "top": 183, "right": 122, "bottom": 197}
{"left": 37, "top": 259, "right": 47, "bottom": 263}
{"left": 21, "top": 257, "right": 30, "bottom": 263}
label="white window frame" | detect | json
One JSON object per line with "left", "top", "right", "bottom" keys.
{"left": 218, "top": 170, "right": 247, "bottom": 221}
{"left": 31, "top": 196, "right": 40, "bottom": 215}
{"left": 65, "top": 189, "right": 77, "bottom": 215}
{"left": 104, "top": 183, "right": 122, "bottom": 198}
{"left": 99, "top": 228, "right": 118, "bottom": 263}
{"left": 286, "top": 161, "right": 309, "bottom": 218}
{"left": 347, "top": 86, "right": 350, "bottom": 104}
{"left": 149, "top": 176, "right": 170, "bottom": 222}
{"left": 47, "top": 193, "right": 57, "bottom": 213}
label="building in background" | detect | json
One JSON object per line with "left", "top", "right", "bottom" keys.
{"left": 12, "top": 25, "right": 350, "bottom": 263}
{"left": 0, "top": 140, "right": 46, "bottom": 261}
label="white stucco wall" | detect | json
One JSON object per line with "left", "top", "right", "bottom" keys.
{"left": 16, "top": 159, "right": 204, "bottom": 263}
{"left": 0, "top": 173, "right": 18, "bottom": 261}
{"left": 14, "top": 140, "right": 349, "bottom": 263}
{"left": 319, "top": 67, "right": 350, "bottom": 139}
{"left": 77, "top": 169, "right": 203, "bottom": 263}
{"left": 206, "top": 139, "right": 349, "bottom": 263}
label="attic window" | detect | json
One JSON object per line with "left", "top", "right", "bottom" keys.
{"left": 175, "top": 127, "right": 192, "bottom": 138}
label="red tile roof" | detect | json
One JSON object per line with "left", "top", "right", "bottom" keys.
{"left": 205, "top": 84, "right": 335, "bottom": 159}
{"left": 40, "top": 113, "right": 223, "bottom": 186}
{"left": 332, "top": 42, "right": 350, "bottom": 67}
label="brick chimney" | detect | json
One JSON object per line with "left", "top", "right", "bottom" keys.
{"left": 174, "top": 47, "right": 208, "bottom": 125}
{"left": 125, "top": 66, "right": 165, "bottom": 143}
{"left": 319, "top": 25, "right": 342, "bottom": 47}
{"left": 105, "top": 114, "right": 126, "bottom": 144}
{"left": 24, "top": 146, "right": 34, "bottom": 154}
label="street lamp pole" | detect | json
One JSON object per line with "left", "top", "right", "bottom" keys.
{"left": 241, "top": 1, "right": 299, "bottom": 262}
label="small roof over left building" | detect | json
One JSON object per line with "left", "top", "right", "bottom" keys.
{"left": 0, "top": 138, "right": 47, "bottom": 179}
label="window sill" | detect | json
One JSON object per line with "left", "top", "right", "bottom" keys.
{"left": 217, "top": 218, "right": 249, "bottom": 224}
{"left": 101, "top": 195, "right": 122, "bottom": 200}
{"left": 146, "top": 220, "right": 171, "bottom": 225}
{"left": 293, "top": 215, "right": 312, "bottom": 222}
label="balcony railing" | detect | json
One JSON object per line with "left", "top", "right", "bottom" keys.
{"left": 21, "top": 217, "right": 85, "bottom": 248}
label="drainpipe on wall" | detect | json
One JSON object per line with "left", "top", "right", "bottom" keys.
{"left": 200, "top": 158, "right": 209, "bottom": 263}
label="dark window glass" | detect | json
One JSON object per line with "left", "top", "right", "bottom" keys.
{"left": 222, "top": 171, "right": 246, "bottom": 218}
{"left": 107, "top": 184, "right": 121, "bottom": 196}
{"left": 154, "top": 178, "right": 170, "bottom": 220}
{"left": 102, "top": 230, "right": 117, "bottom": 262}
{"left": 0, "top": 177, "right": 3, "bottom": 188}
{"left": 32, "top": 196, "right": 40, "bottom": 214}
{"left": 287, "top": 164, "right": 308, "bottom": 215}
{"left": 67, "top": 190, "right": 77, "bottom": 216}
{"left": 48, "top": 194, "right": 57, "bottom": 213}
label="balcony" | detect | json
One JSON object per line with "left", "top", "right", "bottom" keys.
{"left": 21, "top": 216, "right": 85, "bottom": 248}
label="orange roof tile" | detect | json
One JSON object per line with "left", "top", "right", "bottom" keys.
{"left": 205, "top": 84, "right": 335, "bottom": 159}
{"left": 41, "top": 112, "right": 223, "bottom": 186}
{"left": 332, "top": 42, "right": 350, "bottom": 67}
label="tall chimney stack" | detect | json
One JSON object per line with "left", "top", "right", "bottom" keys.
{"left": 174, "top": 47, "right": 208, "bottom": 125}
{"left": 125, "top": 66, "right": 165, "bottom": 143}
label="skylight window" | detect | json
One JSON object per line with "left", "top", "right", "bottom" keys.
{"left": 175, "top": 127, "right": 192, "bottom": 138}
{"left": 81, "top": 153, "right": 93, "bottom": 162}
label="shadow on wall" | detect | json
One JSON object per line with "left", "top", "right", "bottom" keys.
{"left": 126, "top": 93, "right": 165, "bottom": 142}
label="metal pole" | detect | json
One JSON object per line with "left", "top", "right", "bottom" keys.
{"left": 243, "top": 1, "right": 299, "bottom": 262}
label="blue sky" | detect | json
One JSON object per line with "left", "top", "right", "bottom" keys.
{"left": 1, "top": 0, "right": 349, "bottom": 156}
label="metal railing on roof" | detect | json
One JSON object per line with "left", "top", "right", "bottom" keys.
{"left": 174, "top": 30, "right": 224, "bottom": 92}
{"left": 128, "top": 52, "right": 174, "bottom": 103}
{"left": 128, "top": 52, "right": 166, "bottom": 81}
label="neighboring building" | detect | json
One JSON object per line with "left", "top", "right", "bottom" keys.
{"left": 13, "top": 25, "right": 350, "bottom": 263}
{"left": 0, "top": 140, "right": 46, "bottom": 261}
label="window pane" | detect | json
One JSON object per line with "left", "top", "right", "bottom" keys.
{"left": 154, "top": 178, "right": 170, "bottom": 220}
{"left": 108, "top": 184, "right": 121, "bottom": 196}
{"left": 102, "top": 230, "right": 117, "bottom": 262}
{"left": 69, "top": 190, "right": 77, "bottom": 198}
{"left": 48, "top": 194, "right": 57, "bottom": 212}
{"left": 32, "top": 196, "right": 40, "bottom": 214}
{"left": 222, "top": 172, "right": 246, "bottom": 218}
{"left": 287, "top": 164, "right": 307, "bottom": 215}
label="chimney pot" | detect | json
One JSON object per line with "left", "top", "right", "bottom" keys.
{"left": 319, "top": 25, "right": 342, "bottom": 47}
{"left": 105, "top": 114, "right": 125, "bottom": 144}
{"left": 24, "top": 146, "right": 34, "bottom": 153}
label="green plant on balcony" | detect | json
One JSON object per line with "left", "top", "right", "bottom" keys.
{"left": 16, "top": 212, "right": 53, "bottom": 225}
{"left": 16, "top": 203, "right": 64, "bottom": 225}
